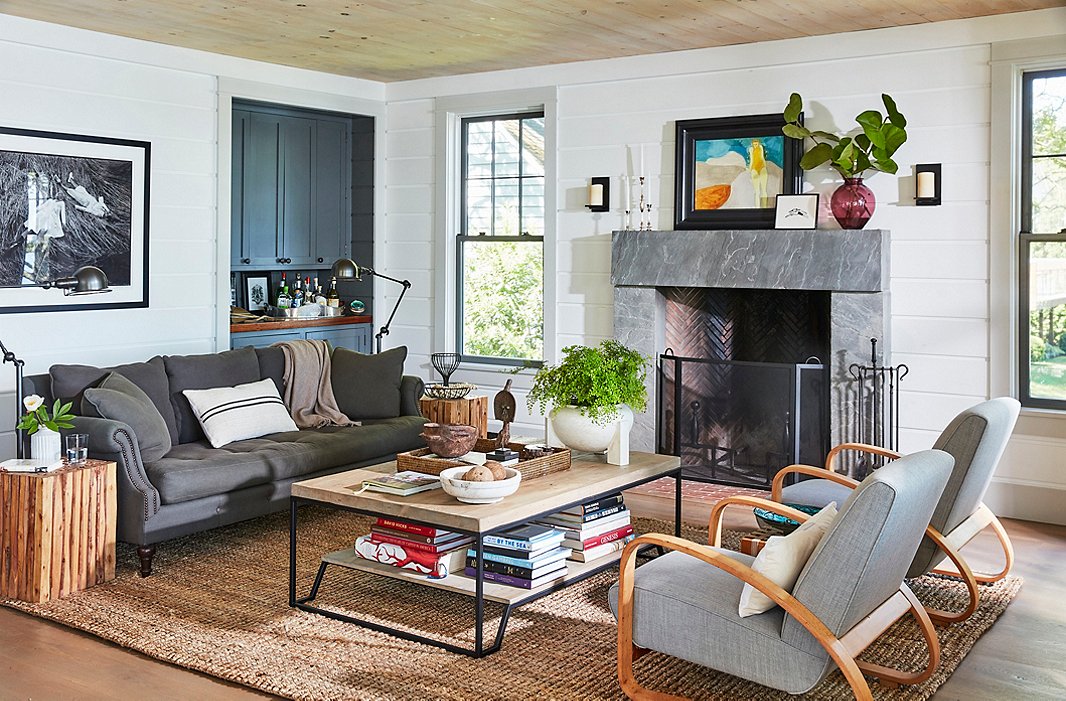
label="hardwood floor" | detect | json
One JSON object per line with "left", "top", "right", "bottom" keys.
{"left": 0, "top": 494, "right": 1063, "bottom": 700}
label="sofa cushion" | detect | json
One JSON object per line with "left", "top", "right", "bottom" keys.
{"left": 82, "top": 373, "right": 173, "bottom": 462}
{"left": 146, "top": 416, "right": 427, "bottom": 504}
{"left": 183, "top": 378, "right": 299, "bottom": 448}
{"left": 254, "top": 346, "right": 286, "bottom": 394}
{"left": 51, "top": 357, "right": 179, "bottom": 443}
{"left": 331, "top": 346, "right": 407, "bottom": 420}
{"left": 164, "top": 348, "right": 262, "bottom": 444}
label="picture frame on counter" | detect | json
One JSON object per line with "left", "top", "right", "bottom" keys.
{"left": 0, "top": 126, "right": 150, "bottom": 313}
{"left": 245, "top": 275, "right": 269, "bottom": 311}
{"left": 774, "top": 193, "right": 819, "bottom": 229}
{"left": 674, "top": 113, "right": 803, "bottom": 230}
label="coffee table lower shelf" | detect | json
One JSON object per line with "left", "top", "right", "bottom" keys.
{"left": 321, "top": 547, "right": 628, "bottom": 606}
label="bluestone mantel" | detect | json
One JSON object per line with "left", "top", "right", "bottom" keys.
{"left": 611, "top": 229, "right": 890, "bottom": 293}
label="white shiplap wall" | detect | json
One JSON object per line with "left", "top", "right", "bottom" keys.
{"left": 384, "top": 9, "right": 1066, "bottom": 523}
{"left": 0, "top": 15, "right": 385, "bottom": 455}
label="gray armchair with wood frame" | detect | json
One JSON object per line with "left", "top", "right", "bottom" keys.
{"left": 770, "top": 397, "right": 1020, "bottom": 625}
{"left": 610, "top": 450, "right": 954, "bottom": 701}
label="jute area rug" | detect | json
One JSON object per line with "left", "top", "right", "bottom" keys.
{"left": 3, "top": 507, "right": 1020, "bottom": 701}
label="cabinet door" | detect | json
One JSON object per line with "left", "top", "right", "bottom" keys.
{"left": 241, "top": 113, "right": 283, "bottom": 267}
{"left": 231, "top": 110, "right": 249, "bottom": 267}
{"left": 313, "top": 119, "right": 351, "bottom": 264}
{"left": 279, "top": 116, "right": 316, "bottom": 265}
{"left": 306, "top": 327, "right": 358, "bottom": 352}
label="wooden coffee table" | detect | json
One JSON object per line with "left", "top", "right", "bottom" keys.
{"left": 289, "top": 450, "right": 681, "bottom": 657}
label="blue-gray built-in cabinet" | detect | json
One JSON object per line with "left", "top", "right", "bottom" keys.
{"left": 231, "top": 323, "right": 372, "bottom": 354}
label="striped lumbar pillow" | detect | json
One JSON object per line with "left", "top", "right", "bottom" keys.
{"left": 182, "top": 378, "right": 298, "bottom": 448}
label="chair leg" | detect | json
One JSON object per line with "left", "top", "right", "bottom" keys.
{"left": 931, "top": 513, "right": 1014, "bottom": 584}
{"left": 856, "top": 586, "right": 940, "bottom": 686}
{"left": 921, "top": 528, "right": 979, "bottom": 625}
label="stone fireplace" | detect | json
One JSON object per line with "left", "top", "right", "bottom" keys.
{"left": 612, "top": 229, "right": 890, "bottom": 460}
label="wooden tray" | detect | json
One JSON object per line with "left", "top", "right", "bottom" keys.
{"left": 396, "top": 439, "right": 571, "bottom": 481}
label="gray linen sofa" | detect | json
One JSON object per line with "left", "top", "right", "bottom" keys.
{"left": 23, "top": 345, "right": 426, "bottom": 576}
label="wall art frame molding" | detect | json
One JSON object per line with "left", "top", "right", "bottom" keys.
{"left": 674, "top": 112, "right": 803, "bottom": 230}
{"left": 0, "top": 126, "right": 150, "bottom": 314}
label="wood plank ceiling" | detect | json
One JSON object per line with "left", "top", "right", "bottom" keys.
{"left": 1, "top": 1, "right": 1059, "bottom": 82}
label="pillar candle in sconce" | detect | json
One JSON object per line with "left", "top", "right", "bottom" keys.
{"left": 915, "top": 164, "right": 941, "bottom": 206}
{"left": 586, "top": 177, "right": 610, "bottom": 212}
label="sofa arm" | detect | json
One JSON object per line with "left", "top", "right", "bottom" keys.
{"left": 400, "top": 375, "right": 425, "bottom": 417}
{"left": 72, "top": 416, "right": 161, "bottom": 525}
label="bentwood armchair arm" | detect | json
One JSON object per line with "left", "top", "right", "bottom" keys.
{"left": 824, "top": 442, "right": 902, "bottom": 473}
{"left": 615, "top": 533, "right": 875, "bottom": 701}
{"left": 770, "top": 464, "right": 861, "bottom": 503}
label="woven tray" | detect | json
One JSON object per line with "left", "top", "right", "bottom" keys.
{"left": 396, "top": 439, "right": 571, "bottom": 480}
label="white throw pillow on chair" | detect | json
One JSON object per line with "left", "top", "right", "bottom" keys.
{"left": 738, "top": 502, "right": 838, "bottom": 617}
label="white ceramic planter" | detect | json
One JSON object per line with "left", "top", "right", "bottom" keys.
{"left": 30, "top": 427, "right": 62, "bottom": 464}
{"left": 549, "top": 404, "right": 634, "bottom": 454}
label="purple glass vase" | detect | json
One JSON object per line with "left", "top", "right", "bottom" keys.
{"left": 830, "top": 177, "right": 876, "bottom": 229}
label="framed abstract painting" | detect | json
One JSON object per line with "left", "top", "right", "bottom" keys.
{"left": 674, "top": 113, "right": 803, "bottom": 230}
{"left": 0, "top": 126, "right": 150, "bottom": 313}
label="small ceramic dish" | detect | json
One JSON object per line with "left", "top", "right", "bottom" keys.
{"left": 439, "top": 466, "right": 521, "bottom": 504}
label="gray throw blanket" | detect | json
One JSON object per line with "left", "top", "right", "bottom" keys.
{"left": 276, "top": 340, "right": 358, "bottom": 429}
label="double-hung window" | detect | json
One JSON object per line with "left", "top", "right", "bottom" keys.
{"left": 457, "top": 111, "right": 545, "bottom": 364}
{"left": 1020, "top": 68, "right": 1066, "bottom": 409}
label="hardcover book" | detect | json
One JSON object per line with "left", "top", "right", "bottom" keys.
{"left": 539, "top": 510, "right": 631, "bottom": 542}
{"left": 483, "top": 525, "right": 564, "bottom": 552}
{"left": 568, "top": 533, "right": 636, "bottom": 563}
{"left": 467, "top": 545, "right": 571, "bottom": 569}
{"left": 562, "top": 524, "right": 635, "bottom": 551}
{"left": 353, "top": 534, "right": 466, "bottom": 576}
{"left": 369, "top": 531, "right": 473, "bottom": 554}
{"left": 370, "top": 525, "right": 465, "bottom": 545}
{"left": 539, "top": 503, "right": 626, "bottom": 526}
{"left": 374, "top": 518, "right": 452, "bottom": 538}
{"left": 462, "top": 564, "right": 567, "bottom": 589}
{"left": 356, "top": 471, "right": 441, "bottom": 496}
{"left": 463, "top": 556, "right": 566, "bottom": 579}
{"left": 559, "top": 493, "right": 624, "bottom": 516}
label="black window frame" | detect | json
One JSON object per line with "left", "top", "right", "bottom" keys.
{"left": 1018, "top": 67, "right": 1066, "bottom": 411}
{"left": 456, "top": 110, "right": 545, "bottom": 367}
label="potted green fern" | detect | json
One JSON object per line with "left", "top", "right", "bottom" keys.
{"left": 527, "top": 340, "right": 648, "bottom": 453}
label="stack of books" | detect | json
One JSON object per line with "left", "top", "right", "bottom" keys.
{"left": 463, "top": 524, "right": 570, "bottom": 589}
{"left": 352, "top": 517, "right": 472, "bottom": 576}
{"left": 536, "top": 493, "right": 635, "bottom": 564}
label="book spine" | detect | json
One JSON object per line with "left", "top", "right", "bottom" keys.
{"left": 571, "top": 534, "right": 635, "bottom": 562}
{"left": 372, "top": 526, "right": 435, "bottom": 544}
{"left": 375, "top": 518, "right": 439, "bottom": 537}
{"left": 464, "top": 556, "right": 539, "bottom": 578}
{"left": 466, "top": 548, "right": 569, "bottom": 568}
{"left": 370, "top": 532, "right": 462, "bottom": 554}
{"left": 544, "top": 504, "right": 626, "bottom": 526}
{"left": 463, "top": 567, "right": 542, "bottom": 589}
{"left": 578, "top": 503, "right": 626, "bottom": 522}
{"left": 482, "top": 534, "right": 536, "bottom": 551}
{"left": 565, "top": 493, "right": 624, "bottom": 515}
{"left": 579, "top": 524, "right": 634, "bottom": 550}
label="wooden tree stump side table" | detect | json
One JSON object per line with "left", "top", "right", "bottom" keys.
{"left": 418, "top": 395, "right": 489, "bottom": 437}
{"left": 0, "top": 459, "right": 117, "bottom": 603}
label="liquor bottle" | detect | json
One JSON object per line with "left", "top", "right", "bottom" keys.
{"left": 275, "top": 273, "right": 291, "bottom": 309}
{"left": 326, "top": 277, "right": 341, "bottom": 308}
{"left": 313, "top": 277, "right": 327, "bottom": 305}
{"left": 291, "top": 276, "right": 304, "bottom": 308}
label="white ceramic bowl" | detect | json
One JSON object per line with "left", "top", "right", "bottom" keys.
{"left": 439, "top": 466, "right": 521, "bottom": 504}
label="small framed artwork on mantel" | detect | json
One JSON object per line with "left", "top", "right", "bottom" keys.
{"left": 774, "top": 194, "right": 819, "bottom": 229}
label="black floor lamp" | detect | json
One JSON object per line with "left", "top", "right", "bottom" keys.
{"left": 331, "top": 258, "right": 411, "bottom": 354}
{"left": 0, "top": 265, "right": 111, "bottom": 459}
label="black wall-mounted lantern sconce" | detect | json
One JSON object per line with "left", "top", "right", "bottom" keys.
{"left": 915, "top": 164, "right": 941, "bottom": 206}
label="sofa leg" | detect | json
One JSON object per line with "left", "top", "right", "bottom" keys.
{"left": 137, "top": 545, "right": 156, "bottom": 578}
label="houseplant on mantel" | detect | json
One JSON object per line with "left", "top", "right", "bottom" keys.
{"left": 527, "top": 340, "right": 648, "bottom": 456}
{"left": 782, "top": 92, "right": 908, "bottom": 229}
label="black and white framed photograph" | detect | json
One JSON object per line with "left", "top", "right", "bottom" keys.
{"left": 0, "top": 126, "right": 150, "bottom": 313}
{"left": 774, "top": 193, "right": 819, "bottom": 229}
{"left": 245, "top": 275, "right": 269, "bottom": 311}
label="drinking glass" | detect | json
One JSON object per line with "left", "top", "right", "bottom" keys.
{"left": 65, "top": 433, "right": 89, "bottom": 465}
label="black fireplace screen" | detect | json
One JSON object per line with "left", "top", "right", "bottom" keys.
{"left": 658, "top": 352, "right": 829, "bottom": 488}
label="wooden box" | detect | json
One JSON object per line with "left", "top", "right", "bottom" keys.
{"left": 0, "top": 460, "right": 117, "bottom": 603}
{"left": 396, "top": 439, "right": 571, "bottom": 481}
{"left": 739, "top": 528, "right": 779, "bottom": 557}
{"left": 419, "top": 395, "right": 489, "bottom": 437}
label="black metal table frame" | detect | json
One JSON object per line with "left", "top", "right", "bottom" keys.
{"left": 288, "top": 465, "right": 682, "bottom": 658}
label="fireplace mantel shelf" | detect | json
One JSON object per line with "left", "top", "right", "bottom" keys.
{"left": 611, "top": 229, "right": 889, "bottom": 293}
